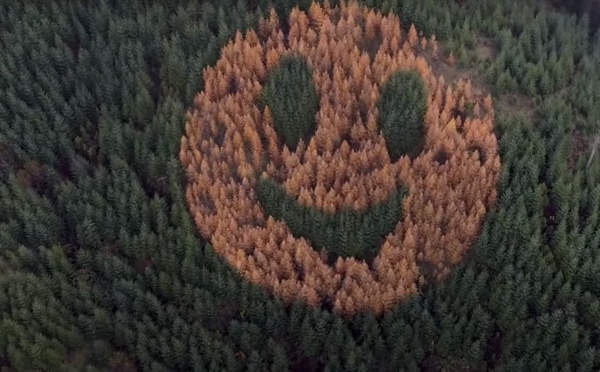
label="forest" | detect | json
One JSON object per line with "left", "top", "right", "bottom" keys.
{"left": 1, "top": 0, "right": 600, "bottom": 371}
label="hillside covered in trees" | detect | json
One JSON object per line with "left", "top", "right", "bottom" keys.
{"left": 1, "top": 0, "right": 600, "bottom": 371}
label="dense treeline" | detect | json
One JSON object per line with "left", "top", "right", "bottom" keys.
{"left": 0, "top": 0, "right": 599, "bottom": 371}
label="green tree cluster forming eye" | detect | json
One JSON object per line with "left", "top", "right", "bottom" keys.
{"left": 378, "top": 70, "right": 428, "bottom": 161}
{"left": 257, "top": 177, "right": 407, "bottom": 263}
{"left": 261, "top": 54, "right": 319, "bottom": 150}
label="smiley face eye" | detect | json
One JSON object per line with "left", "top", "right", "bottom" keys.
{"left": 378, "top": 70, "right": 428, "bottom": 161}
{"left": 261, "top": 54, "right": 319, "bottom": 150}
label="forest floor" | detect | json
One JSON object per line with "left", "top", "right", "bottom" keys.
{"left": 426, "top": 35, "right": 537, "bottom": 127}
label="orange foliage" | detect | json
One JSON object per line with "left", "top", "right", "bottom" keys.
{"left": 180, "top": 1, "right": 500, "bottom": 317}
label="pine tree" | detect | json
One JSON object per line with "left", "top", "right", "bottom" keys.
{"left": 246, "top": 350, "right": 263, "bottom": 372}
{"left": 268, "top": 338, "right": 289, "bottom": 372}
{"left": 537, "top": 70, "right": 552, "bottom": 95}
{"left": 299, "top": 314, "right": 319, "bottom": 357}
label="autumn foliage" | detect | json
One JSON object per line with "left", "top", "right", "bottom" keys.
{"left": 180, "top": 1, "right": 501, "bottom": 316}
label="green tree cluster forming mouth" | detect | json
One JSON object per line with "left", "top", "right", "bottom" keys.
{"left": 257, "top": 177, "right": 407, "bottom": 263}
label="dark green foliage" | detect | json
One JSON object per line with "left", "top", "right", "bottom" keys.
{"left": 552, "top": 0, "right": 600, "bottom": 29}
{"left": 261, "top": 55, "right": 319, "bottom": 150}
{"left": 0, "top": 0, "right": 600, "bottom": 371}
{"left": 256, "top": 177, "right": 406, "bottom": 262}
{"left": 378, "top": 70, "right": 427, "bottom": 161}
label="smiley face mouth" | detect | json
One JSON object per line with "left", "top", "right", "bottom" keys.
{"left": 257, "top": 176, "right": 407, "bottom": 264}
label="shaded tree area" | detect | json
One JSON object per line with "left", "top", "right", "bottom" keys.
{"left": 550, "top": 0, "right": 600, "bottom": 30}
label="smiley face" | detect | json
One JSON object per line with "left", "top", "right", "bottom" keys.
{"left": 180, "top": 2, "right": 500, "bottom": 316}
